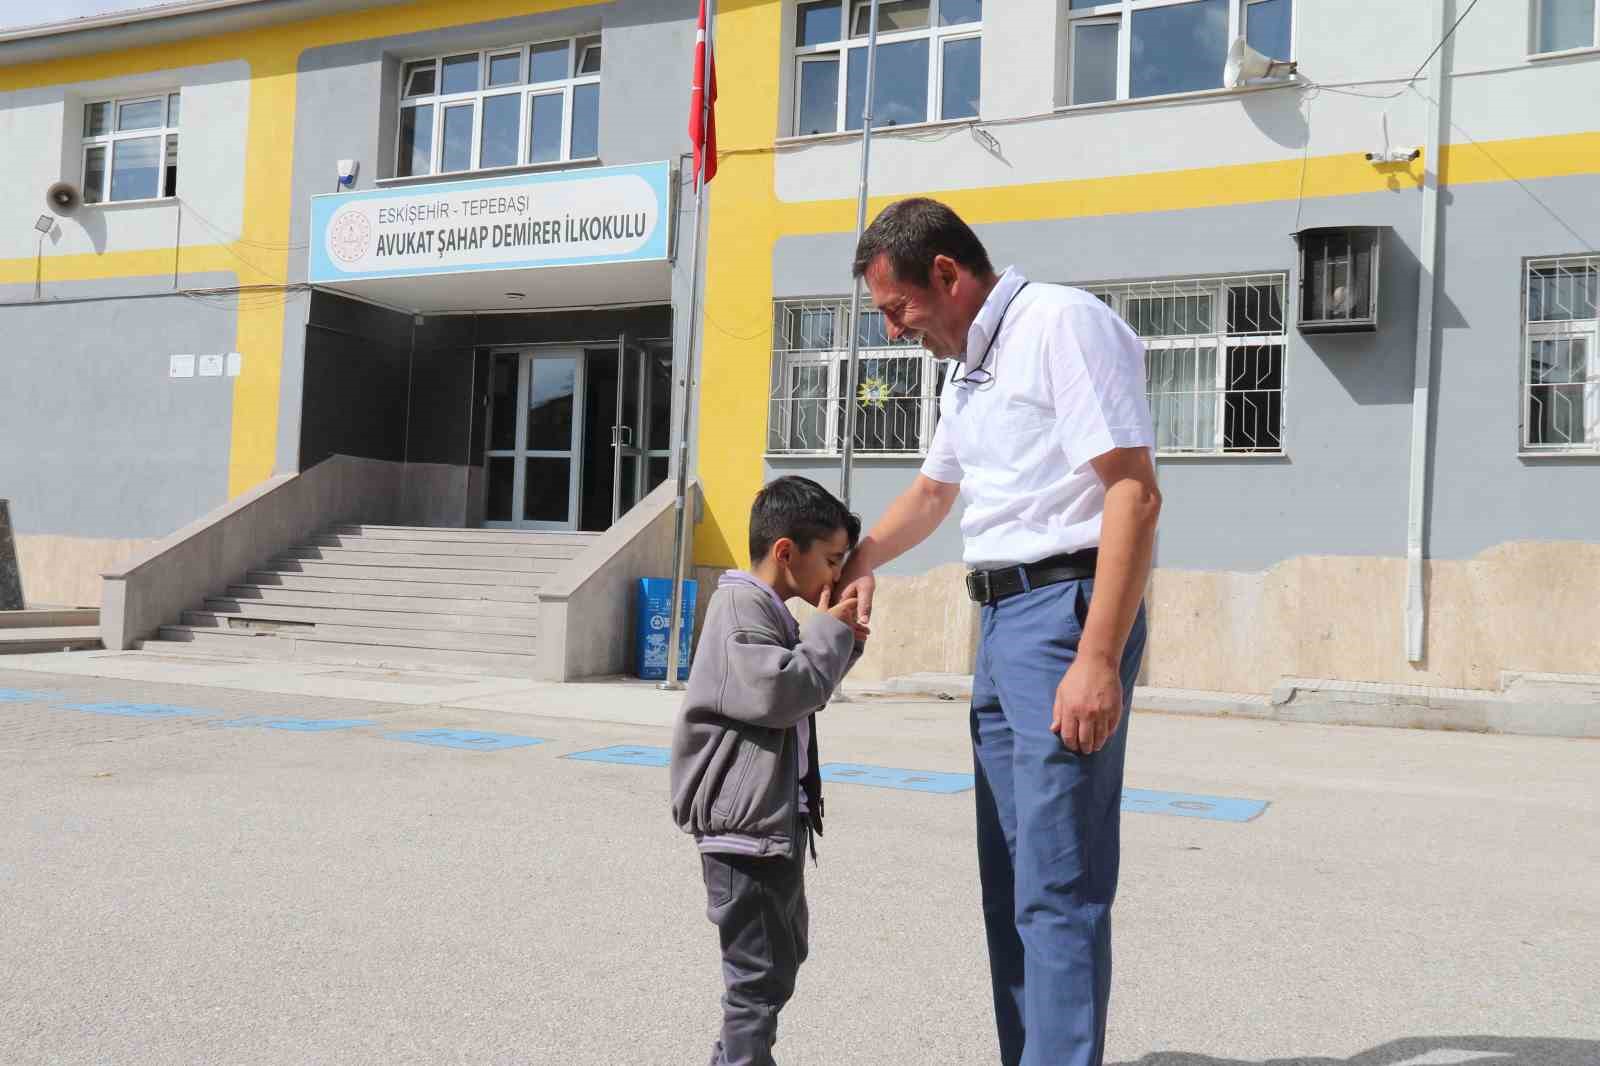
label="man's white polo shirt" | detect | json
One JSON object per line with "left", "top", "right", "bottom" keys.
{"left": 919, "top": 268, "right": 1154, "bottom": 569}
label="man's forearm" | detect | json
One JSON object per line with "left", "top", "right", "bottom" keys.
{"left": 849, "top": 475, "right": 958, "bottom": 573}
{"left": 1079, "top": 476, "right": 1160, "bottom": 665}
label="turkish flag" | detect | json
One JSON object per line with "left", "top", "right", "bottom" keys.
{"left": 689, "top": 0, "right": 717, "bottom": 185}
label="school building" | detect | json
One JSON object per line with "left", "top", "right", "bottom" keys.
{"left": 2, "top": 0, "right": 1596, "bottom": 697}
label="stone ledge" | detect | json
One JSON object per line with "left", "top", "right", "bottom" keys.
{"left": 858, "top": 674, "right": 1599, "bottom": 739}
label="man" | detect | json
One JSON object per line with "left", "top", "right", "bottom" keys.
{"left": 835, "top": 199, "right": 1160, "bottom": 1066}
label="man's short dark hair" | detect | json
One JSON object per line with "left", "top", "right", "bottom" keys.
{"left": 851, "top": 197, "right": 994, "bottom": 286}
{"left": 749, "top": 476, "right": 861, "bottom": 563}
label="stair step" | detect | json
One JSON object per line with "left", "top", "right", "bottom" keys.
{"left": 262, "top": 561, "right": 547, "bottom": 587}
{"left": 0, "top": 626, "right": 102, "bottom": 654}
{"left": 226, "top": 586, "right": 541, "bottom": 617}
{"left": 242, "top": 574, "right": 541, "bottom": 601}
{"left": 282, "top": 548, "right": 569, "bottom": 573}
{"left": 199, "top": 600, "right": 539, "bottom": 636}
{"left": 329, "top": 525, "right": 599, "bottom": 548}
{"left": 307, "top": 534, "right": 592, "bottom": 560}
{"left": 142, "top": 631, "right": 538, "bottom": 676}
{"left": 172, "top": 618, "right": 537, "bottom": 655}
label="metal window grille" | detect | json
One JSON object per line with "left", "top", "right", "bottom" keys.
{"left": 1086, "top": 274, "right": 1289, "bottom": 455}
{"left": 769, "top": 298, "right": 937, "bottom": 455}
{"left": 1524, "top": 255, "right": 1599, "bottom": 452}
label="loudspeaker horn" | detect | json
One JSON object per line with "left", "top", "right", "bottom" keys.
{"left": 46, "top": 181, "right": 82, "bottom": 215}
{"left": 1224, "top": 37, "right": 1297, "bottom": 89}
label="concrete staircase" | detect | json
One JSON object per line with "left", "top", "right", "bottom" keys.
{"left": 138, "top": 524, "right": 598, "bottom": 675}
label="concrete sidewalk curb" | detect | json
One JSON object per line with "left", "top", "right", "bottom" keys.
{"left": 856, "top": 673, "right": 1600, "bottom": 739}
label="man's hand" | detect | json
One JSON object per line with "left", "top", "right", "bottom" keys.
{"left": 1050, "top": 652, "right": 1123, "bottom": 754}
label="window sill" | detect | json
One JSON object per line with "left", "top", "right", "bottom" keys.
{"left": 1056, "top": 78, "right": 1296, "bottom": 116}
{"left": 775, "top": 117, "right": 976, "bottom": 149}
{"left": 1525, "top": 44, "right": 1600, "bottom": 63}
{"left": 1155, "top": 451, "right": 1288, "bottom": 462}
{"left": 1518, "top": 447, "right": 1600, "bottom": 459}
{"left": 376, "top": 157, "right": 602, "bottom": 188}
{"left": 77, "top": 195, "right": 179, "bottom": 210}
{"left": 765, "top": 451, "right": 927, "bottom": 462}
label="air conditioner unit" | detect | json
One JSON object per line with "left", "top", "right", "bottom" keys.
{"left": 1295, "top": 226, "right": 1385, "bottom": 334}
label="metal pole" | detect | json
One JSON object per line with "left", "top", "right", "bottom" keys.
{"left": 1404, "top": 0, "right": 1448, "bottom": 663}
{"left": 661, "top": 0, "right": 714, "bottom": 691}
{"left": 838, "top": 0, "right": 882, "bottom": 510}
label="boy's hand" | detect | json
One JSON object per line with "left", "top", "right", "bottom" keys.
{"left": 818, "top": 586, "right": 868, "bottom": 637}
{"left": 819, "top": 587, "right": 871, "bottom": 643}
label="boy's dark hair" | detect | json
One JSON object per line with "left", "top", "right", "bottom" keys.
{"left": 851, "top": 197, "right": 995, "bottom": 287}
{"left": 749, "top": 476, "right": 861, "bottom": 562}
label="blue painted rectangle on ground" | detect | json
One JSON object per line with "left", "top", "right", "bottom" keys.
{"left": 1123, "top": 788, "right": 1268, "bottom": 822}
{"left": 383, "top": 728, "right": 545, "bottom": 752}
{"left": 220, "top": 717, "right": 376, "bottom": 732}
{"left": 564, "top": 744, "right": 671, "bottom": 767}
{"left": 0, "top": 689, "right": 52, "bottom": 702}
{"left": 821, "top": 763, "right": 974, "bottom": 794}
{"left": 59, "top": 702, "right": 206, "bottom": 719}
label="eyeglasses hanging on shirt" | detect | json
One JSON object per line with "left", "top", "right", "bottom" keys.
{"left": 952, "top": 282, "right": 1029, "bottom": 390}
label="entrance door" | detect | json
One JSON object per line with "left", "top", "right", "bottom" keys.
{"left": 606, "top": 337, "right": 672, "bottom": 526}
{"left": 484, "top": 349, "right": 585, "bottom": 530}
{"left": 482, "top": 341, "right": 674, "bottom": 531}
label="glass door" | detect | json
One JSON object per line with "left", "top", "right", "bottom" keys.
{"left": 483, "top": 348, "right": 585, "bottom": 529}
{"left": 613, "top": 337, "right": 646, "bottom": 523}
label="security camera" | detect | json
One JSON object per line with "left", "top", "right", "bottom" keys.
{"left": 1365, "top": 148, "right": 1421, "bottom": 164}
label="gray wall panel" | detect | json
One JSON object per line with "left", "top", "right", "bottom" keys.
{"left": 0, "top": 274, "right": 238, "bottom": 539}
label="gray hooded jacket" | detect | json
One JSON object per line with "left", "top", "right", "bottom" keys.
{"left": 669, "top": 573, "right": 860, "bottom": 859}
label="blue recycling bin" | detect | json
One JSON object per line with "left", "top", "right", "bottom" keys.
{"left": 636, "top": 577, "right": 696, "bottom": 681}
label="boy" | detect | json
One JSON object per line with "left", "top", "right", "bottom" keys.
{"left": 670, "top": 475, "right": 868, "bottom": 1066}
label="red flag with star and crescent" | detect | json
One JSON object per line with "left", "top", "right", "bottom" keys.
{"left": 689, "top": 0, "right": 718, "bottom": 185}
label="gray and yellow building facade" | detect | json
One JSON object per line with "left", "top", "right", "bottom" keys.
{"left": 3, "top": 0, "right": 1597, "bottom": 693}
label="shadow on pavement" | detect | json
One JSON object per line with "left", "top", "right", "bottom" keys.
{"left": 1112, "top": 1035, "right": 1600, "bottom": 1066}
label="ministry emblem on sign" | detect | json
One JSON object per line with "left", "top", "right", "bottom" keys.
{"left": 326, "top": 208, "right": 372, "bottom": 265}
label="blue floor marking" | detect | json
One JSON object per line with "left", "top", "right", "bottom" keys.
{"left": 384, "top": 728, "right": 545, "bottom": 752}
{"left": 1122, "top": 788, "right": 1268, "bottom": 822}
{"left": 821, "top": 763, "right": 975, "bottom": 794}
{"left": 220, "top": 717, "right": 376, "bottom": 732}
{"left": 59, "top": 702, "right": 207, "bottom": 719}
{"left": 0, "top": 689, "right": 52, "bottom": 702}
{"left": 564, "top": 744, "right": 671, "bottom": 767}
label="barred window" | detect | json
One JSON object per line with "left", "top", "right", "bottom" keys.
{"left": 769, "top": 299, "right": 937, "bottom": 455}
{"left": 1524, "top": 255, "right": 1598, "bottom": 452}
{"left": 1087, "top": 274, "right": 1288, "bottom": 455}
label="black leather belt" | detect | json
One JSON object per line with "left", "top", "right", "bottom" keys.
{"left": 965, "top": 549, "right": 1098, "bottom": 606}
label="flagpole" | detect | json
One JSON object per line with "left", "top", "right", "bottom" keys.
{"left": 838, "top": 0, "right": 881, "bottom": 511}
{"left": 661, "top": 0, "right": 715, "bottom": 692}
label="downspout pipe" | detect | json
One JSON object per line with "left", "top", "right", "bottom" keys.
{"left": 1405, "top": 0, "right": 1448, "bottom": 662}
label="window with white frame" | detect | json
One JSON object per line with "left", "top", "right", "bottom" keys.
{"left": 769, "top": 299, "right": 937, "bottom": 454}
{"left": 81, "top": 93, "right": 180, "bottom": 204}
{"left": 791, "top": 0, "right": 982, "bottom": 137}
{"left": 397, "top": 36, "right": 601, "bottom": 178}
{"left": 1066, "top": 0, "right": 1292, "bottom": 105}
{"left": 1524, "top": 256, "right": 1598, "bottom": 451}
{"left": 1533, "top": 0, "right": 1599, "bottom": 54}
{"left": 1088, "top": 274, "right": 1288, "bottom": 455}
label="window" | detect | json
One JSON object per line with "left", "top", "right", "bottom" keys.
{"left": 81, "top": 92, "right": 180, "bottom": 204}
{"left": 769, "top": 299, "right": 937, "bottom": 454}
{"left": 1065, "top": 0, "right": 1291, "bottom": 105}
{"left": 791, "top": 0, "right": 981, "bottom": 136}
{"left": 397, "top": 36, "right": 601, "bottom": 178}
{"left": 1524, "top": 256, "right": 1599, "bottom": 451}
{"left": 1533, "top": 0, "right": 1598, "bottom": 54}
{"left": 1089, "top": 274, "right": 1288, "bottom": 455}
